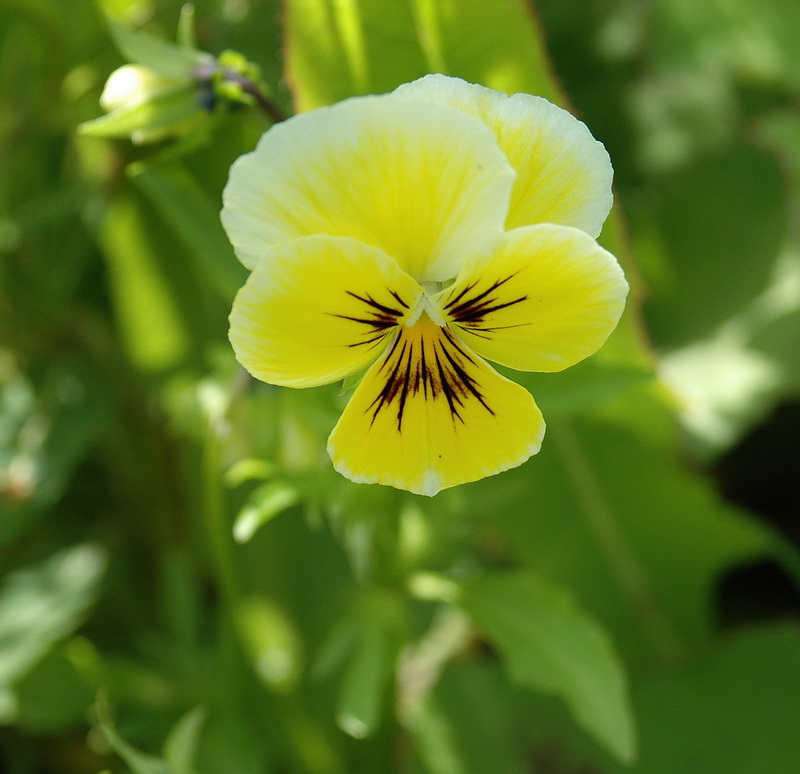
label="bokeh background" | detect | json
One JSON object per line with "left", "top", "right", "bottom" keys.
{"left": 1, "top": 0, "right": 799, "bottom": 772}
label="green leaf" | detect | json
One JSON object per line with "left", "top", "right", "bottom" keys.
{"left": 409, "top": 661, "right": 526, "bottom": 774}
{"left": 236, "top": 596, "right": 303, "bottom": 692}
{"left": 641, "top": 142, "right": 786, "bottom": 347}
{"left": 163, "top": 706, "right": 207, "bottom": 774}
{"left": 130, "top": 163, "right": 246, "bottom": 301}
{"left": 332, "top": 592, "right": 405, "bottom": 738}
{"left": 336, "top": 622, "right": 390, "bottom": 739}
{"left": 459, "top": 571, "right": 636, "bottom": 764}
{"left": 0, "top": 544, "right": 107, "bottom": 715}
{"left": 285, "top": 0, "right": 560, "bottom": 110}
{"left": 108, "top": 18, "right": 202, "bottom": 78}
{"left": 94, "top": 693, "right": 173, "bottom": 774}
{"left": 176, "top": 4, "right": 198, "bottom": 51}
{"left": 460, "top": 410, "right": 773, "bottom": 665}
{"left": 310, "top": 612, "right": 360, "bottom": 682}
{"left": 405, "top": 696, "right": 469, "bottom": 774}
{"left": 658, "top": 248, "right": 800, "bottom": 457}
{"left": 591, "top": 624, "right": 800, "bottom": 774}
{"left": 224, "top": 458, "right": 276, "bottom": 487}
{"left": 650, "top": 112, "right": 800, "bottom": 457}
{"left": 513, "top": 360, "right": 653, "bottom": 419}
{"left": 97, "top": 193, "right": 190, "bottom": 372}
{"left": 233, "top": 480, "right": 300, "bottom": 543}
{"left": 11, "top": 642, "right": 95, "bottom": 734}
{"left": 78, "top": 86, "right": 201, "bottom": 140}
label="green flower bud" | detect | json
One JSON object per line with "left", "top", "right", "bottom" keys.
{"left": 80, "top": 63, "right": 204, "bottom": 144}
{"left": 99, "top": 64, "right": 181, "bottom": 113}
{"left": 78, "top": 9, "right": 283, "bottom": 145}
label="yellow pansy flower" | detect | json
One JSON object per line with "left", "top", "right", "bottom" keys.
{"left": 223, "top": 74, "right": 628, "bottom": 496}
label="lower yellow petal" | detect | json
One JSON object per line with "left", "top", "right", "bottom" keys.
{"left": 327, "top": 317, "right": 544, "bottom": 496}
{"left": 229, "top": 235, "right": 422, "bottom": 388}
{"left": 438, "top": 224, "right": 628, "bottom": 373}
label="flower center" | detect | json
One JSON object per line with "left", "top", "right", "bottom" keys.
{"left": 369, "top": 315, "right": 492, "bottom": 431}
{"left": 405, "top": 288, "right": 447, "bottom": 328}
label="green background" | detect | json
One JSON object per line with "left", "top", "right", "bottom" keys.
{"left": 1, "top": 0, "right": 799, "bottom": 772}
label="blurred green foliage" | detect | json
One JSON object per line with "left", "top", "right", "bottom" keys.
{"left": 1, "top": 0, "right": 799, "bottom": 772}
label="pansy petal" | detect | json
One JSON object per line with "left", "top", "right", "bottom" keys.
{"left": 229, "top": 235, "right": 423, "bottom": 388}
{"left": 222, "top": 94, "right": 515, "bottom": 281}
{"left": 394, "top": 74, "right": 613, "bottom": 237}
{"left": 438, "top": 224, "right": 628, "bottom": 373}
{"left": 328, "top": 317, "right": 544, "bottom": 496}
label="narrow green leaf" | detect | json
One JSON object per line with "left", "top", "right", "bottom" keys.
{"left": 460, "top": 571, "right": 636, "bottom": 764}
{"left": 78, "top": 86, "right": 199, "bottom": 139}
{"left": 233, "top": 480, "right": 299, "bottom": 543}
{"left": 130, "top": 163, "right": 246, "bottom": 301}
{"left": 406, "top": 696, "right": 469, "bottom": 774}
{"left": 224, "top": 458, "right": 276, "bottom": 488}
{"left": 108, "top": 18, "right": 201, "bottom": 78}
{"left": 94, "top": 693, "right": 173, "bottom": 774}
{"left": 97, "top": 193, "right": 189, "bottom": 372}
{"left": 310, "top": 614, "right": 360, "bottom": 682}
{"left": 176, "top": 4, "right": 198, "bottom": 51}
{"left": 336, "top": 624, "right": 390, "bottom": 738}
{"left": 236, "top": 596, "right": 303, "bottom": 693}
{"left": 162, "top": 706, "right": 207, "bottom": 774}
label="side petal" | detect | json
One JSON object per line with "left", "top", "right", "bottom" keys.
{"left": 229, "top": 235, "right": 423, "bottom": 388}
{"left": 327, "top": 318, "right": 544, "bottom": 496}
{"left": 438, "top": 224, "right": 628, "bottom": 373}
{"left": 221, "top": 93, "right": 515, "bottom": 281}
{"left": 394, "top": 74, "right": 613, "bottom": 237}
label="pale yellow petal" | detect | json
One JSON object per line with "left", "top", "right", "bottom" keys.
{"left": 438, "top": 224, "right": 628, "bottom": 373}
{"left": 229, "top": 235, "right": 423, "bottom": 388}
{"left": 221, "top": 93, "right": 514, "bottom": 281}
{"left": 394, "top": 74, "right": 613, "bottom": 237}
{"left": 328, "top": 317, "right": 544, "bottom": 496}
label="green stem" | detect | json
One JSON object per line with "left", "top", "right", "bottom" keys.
{"left": 550, "top": 418, "right": 683, "bottom": 662}
{"left": 203, "top": 430, "right": 239, "bottom": 613}
{"left": 202, "top": 420, "right": 246, "bottom": 696}
{"left": 195, "top": 59, "right": 288, "bottom": 124}
{"left": 233, "top": 75, "right": 287, "bottom": 124}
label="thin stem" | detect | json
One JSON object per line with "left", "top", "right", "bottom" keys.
{"left": 203, "top": 427, "right": 240, "bottom": 618}
{"left": 195, "top": 60, "right": 289, "bottom": 124}
{"left": 213, "top": 70, "right": 287, "bottom": 124}
{"left": 202, "top": 418, "right": 248, "bottom": 706}
{"left": 233, "top": 75, "right": 288, "bottom": 124}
